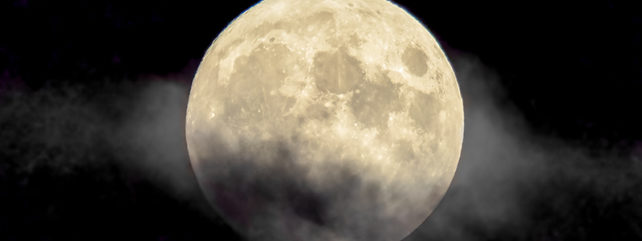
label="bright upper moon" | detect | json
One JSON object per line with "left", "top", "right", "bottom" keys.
{"left": 185, "top": 0, "right": 464, "bottom": 240}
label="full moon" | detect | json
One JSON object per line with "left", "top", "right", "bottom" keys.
{"left": 185, "top": 0, "right": 464, "bottom": 240}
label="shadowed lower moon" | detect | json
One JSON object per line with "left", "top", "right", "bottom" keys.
{"left": 185, "top": 0, "right": 464, "bottom": 240}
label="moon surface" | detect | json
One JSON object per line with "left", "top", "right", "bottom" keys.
{"left": 185, "top": 0, "right": 464, "bottom": 240}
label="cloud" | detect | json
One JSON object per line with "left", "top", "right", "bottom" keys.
{"left": 1, "top": 52, "right": 640, "bottom": 241}
{"left": 407, "top": 52, "right": 642, "bottom": 241}
{"left": 116, "top": 81, "right": 198, "bottom": 198}
{"left": 0, "top": 80, "right": 203, "bottom": 203}
{"left": 0, "top": 78, "right": 241, "bottom": 239}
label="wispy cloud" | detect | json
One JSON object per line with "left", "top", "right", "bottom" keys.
{"left": 409, "top": 52, "right": 642, "bottom": 241}
{"left": 1, "top": 51, "right": 640, "bottom": 241}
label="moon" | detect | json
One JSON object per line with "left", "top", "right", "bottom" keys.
{"left": 185, "top": 0, "right": 464, "bottom": 240}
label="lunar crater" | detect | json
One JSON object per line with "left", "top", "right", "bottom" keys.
{"left": 402, "top": 46, "right": 429, "bottom": 76}
{"left": 349, "top": 74, "right": 402, "bottom": 130}
{"left": 408, "top": 91, "right": 442, "bottom": 130}
{"left": 312, "top": 48, "right": 365, "bottom": 94}
{"left": 225, "top": 43, "right": 297, "bottom": 123}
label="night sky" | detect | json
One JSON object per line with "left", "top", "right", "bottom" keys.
{"left": 1, "top": 1, "right": 641, "bottom": 241}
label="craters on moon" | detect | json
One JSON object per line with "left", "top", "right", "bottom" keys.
{"left": 402, "top": 46, "right": 429, "bottom": 76}
{"left": 312, "top": 48, "right": 365, "bottom": 94}
{"left": 302, "top": 11, "right": 335, "bottom": 34}
{"left": 393, "top": 140, "right": 416, "bottom": 163}
{"left": 226, "top": 43, "right": 296, "bottom": 123}
{"left": 222, "top": 12, "right": 447, "bottom": 164}
{"left": 408, "top": 90, "right": 442, "bottom": 131}
{"left": 187, "top": 1, "right": 464, "bottom": 240}
{"left": 349, "top": 73, "right": 402, "bottom": 129}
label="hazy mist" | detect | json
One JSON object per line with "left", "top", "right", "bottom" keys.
{"left": 1, "top": 52, "right": 640, "bottom": 240}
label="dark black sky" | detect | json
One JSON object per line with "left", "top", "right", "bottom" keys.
{"left": 1, "top": 0, "right": 641, "bottom": 241}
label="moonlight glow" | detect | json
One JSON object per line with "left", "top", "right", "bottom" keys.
{"left": 185, "top": 0, "right": 464, "bottom": 240}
